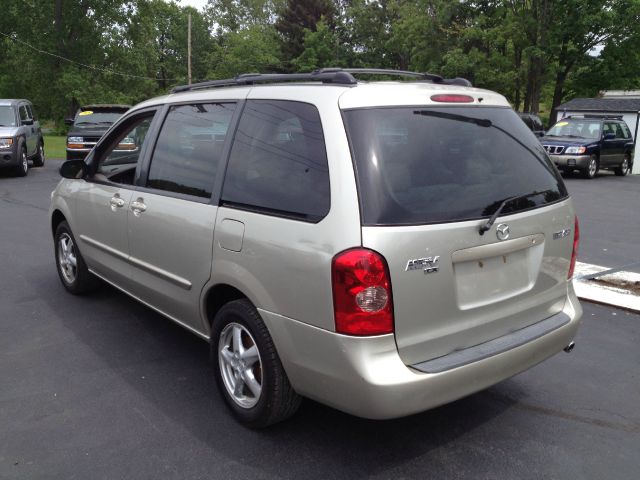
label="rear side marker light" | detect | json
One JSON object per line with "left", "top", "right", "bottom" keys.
{"left": 332, "top": 248, "right": 394, "bottom": 336}
{"left": 430, "top": 94, "right": 474, "bottom": 103}
{"left": 568, "top": 216, "right": 580, "bottom": 279}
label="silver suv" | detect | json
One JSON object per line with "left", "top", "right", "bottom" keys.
{"left": 0, "top": 99, "right": 45, "bottom": 176}
{"left": 50, "top": 69, "right": 582, "bottom": 427}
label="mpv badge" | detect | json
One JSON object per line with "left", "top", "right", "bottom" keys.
{"left": 496, "top": 223, "right": 510, "bottom": 241}
{"left": 405, "top": 256, "right": 440, "bottom": 274}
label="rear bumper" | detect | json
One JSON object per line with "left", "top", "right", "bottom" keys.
{"left": 260, "top": 285, "right": 582, "bottom": 420}
{"left": 550, "top": 154, "right": 590, "bottom": 169}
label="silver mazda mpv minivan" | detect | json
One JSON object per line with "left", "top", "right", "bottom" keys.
{"left": 50, "top": 69, "right": 582, "bottom": 427}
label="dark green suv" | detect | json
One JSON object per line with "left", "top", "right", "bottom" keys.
{"left": 542, "top": 115, "right": 634, "bottom": 179}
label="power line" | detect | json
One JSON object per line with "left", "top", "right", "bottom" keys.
{"left": 0, "top": 30, "right": 188, "bottom": 82}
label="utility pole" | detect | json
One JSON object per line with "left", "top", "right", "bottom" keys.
{"left": 187, "top": 12, "right": 192, "bottom": 85}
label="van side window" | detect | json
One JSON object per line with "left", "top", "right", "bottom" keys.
{"left": 221, "top": 100, "right": 330, "bottom": 221}
{"left": 621, "top": 123, "right": 632, "bottom": 139}
{"left": 95, "top": 114, "right": 155, "bottom": 185}
{"left": 146, "top": 103, "right": 235, "bottom": 199}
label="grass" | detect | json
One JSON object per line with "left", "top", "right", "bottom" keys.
{"left": 44, "top": 135, "right": 66, "bottom": 160}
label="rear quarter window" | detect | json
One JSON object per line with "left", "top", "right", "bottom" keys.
{"left": 344, "top": 106, "right": 568, "bottom": 226}
{"left": 221, "top": 100, "right": 330, "bottom": 221}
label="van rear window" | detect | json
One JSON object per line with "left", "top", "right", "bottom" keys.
{"left": 343, "top": 106, "right": 567, "bottom": 226}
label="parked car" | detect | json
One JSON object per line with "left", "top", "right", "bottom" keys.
{"left": 0, "top": 99, "right": 45, "bottom": 176}
{"left": 542, "top": 115, "right": 634, "bottom": 178}
{"left": 65, "top": 104, "right": 130, "bottom": 160}
{"left": 50, "top": 69, "right": 582, "bottom": 428}
{"left": 518, "top": 112, "right": 545, "bottom": 137}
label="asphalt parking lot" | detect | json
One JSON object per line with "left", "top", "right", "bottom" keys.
{"left": 1, "top": 162, "right": 639, "bottom": 479}
{"left": 562, "top": 171, "right": 640, "bottom": 269}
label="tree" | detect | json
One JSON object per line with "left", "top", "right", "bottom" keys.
{"left": 275, "top": 0, "right": 336, "bottom": 68}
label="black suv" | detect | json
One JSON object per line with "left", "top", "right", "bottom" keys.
{"left": 65, "top": 104, "right": 129, "bottom": 160}
{"left": 518, "top": 112, "right": 545, "bottom": 137}
{"left": 542, "top": 115, "right": 634, "bottom": 179}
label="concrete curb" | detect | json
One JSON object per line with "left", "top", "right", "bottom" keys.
{"left": 573, "top": 262, "right": 640, "bottom": 312}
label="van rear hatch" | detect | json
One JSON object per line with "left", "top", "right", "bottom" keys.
{"left": 342, "top": 104, "right": 575, "bottom": 366}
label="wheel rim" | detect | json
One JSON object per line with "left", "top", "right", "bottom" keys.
{"left": 218, "top": 322, "right": 263, "bottom": 409}
{"left": 588, "top": 158, "right": 597, "bottom": 177}
{"left": 58, "top": 233, "right": 78, "bottom": 284}
{"left": 22, "top": 150, "right": 27, "bottom": 172}
{"left": 39, "top": 144, "right": 45, "bottom": 162}
{"left": 621, "top": 157, "right": 629, "bottom": 174}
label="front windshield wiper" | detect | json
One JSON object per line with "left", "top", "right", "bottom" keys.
{"left": 478, "top": 190, "right": 554, "bottom": 236}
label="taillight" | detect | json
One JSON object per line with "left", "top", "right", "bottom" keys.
{"left": 332, "top": 248, "right": 394, "bottom": 336}
{"left": 568, "top": 216, "right": 580, "bottom": 279}
{"left": 430, "top": 94, "right": 474, "bottom": 103}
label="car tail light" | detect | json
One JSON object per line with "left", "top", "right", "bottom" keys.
{"left": 332, "top": 248, "right": 394, "bottom": 336}
{"left": 568, "top": 216, "right": 580, "bottom": 279}
{"left": 430, "top": 94, "right": 474, "bottom": 103}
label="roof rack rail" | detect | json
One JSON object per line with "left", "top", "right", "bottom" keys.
{"left": 565, "top": 114, "right": 624, "bottom": 120}
{"left": 338, "top": 68, "right": 472, "bottom": 87}
{"left": 170, "top": 68, "right": 472, "bottom": 94}
{"left": 171, "top": 69, "right": 357, "bottom": 93}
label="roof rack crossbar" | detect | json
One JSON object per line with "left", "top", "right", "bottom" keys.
{"left": 170, "top": 68, "right": 472, "bottom": 93}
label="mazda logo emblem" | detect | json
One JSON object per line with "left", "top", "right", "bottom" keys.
{"left": 496, "top": 223, "right": 510, "bottom": 241}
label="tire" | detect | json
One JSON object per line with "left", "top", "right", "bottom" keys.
{"left": 614, "top": 154, "right": 630, "bottom": 176}
{"left": 15, "top": 145, "right": 28, "bottom": 177}
{"left": 54, "top": 221, "right": 99, "bottom": 294}
{"left": 582, "top": 154, "right": 598, "bottom": 179}
{"left": 211, "top": 299, "right": 301, "bottom": 428}
{"left": 33, "top": 140, "right": 45, "bottom": 167}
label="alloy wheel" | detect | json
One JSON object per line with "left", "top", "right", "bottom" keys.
{"left": 218, "top": 322, "right": 263, "bottom": 409}
{"left": 58, "top": 233, "right": 78, "bottom": 284}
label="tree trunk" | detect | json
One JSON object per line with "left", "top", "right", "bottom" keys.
{"left": 514, "top": 45, "right": 522, "bottom": 111}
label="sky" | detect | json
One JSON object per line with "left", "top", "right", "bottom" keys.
{"left": 172, "top": 0, "right": 208, "bottom": 10}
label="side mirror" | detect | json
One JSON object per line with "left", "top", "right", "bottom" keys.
{"left": 22, "top": 119, "right": 34, "bottom": 126}
{"left": 64, "top": 118, "right": 74, "bottom": 126}
{"left": 59, "top": 159, "right": 87, "bottom": 179}
{"left": 604, "top": 132, "right": 616, "bottom": 140}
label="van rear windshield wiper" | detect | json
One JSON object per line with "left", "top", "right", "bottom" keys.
{"left": 478, "top": 190, "right": 554, "bottom": 235}
{"left": 413, "top": 110, "right": 492, "bottom": 127}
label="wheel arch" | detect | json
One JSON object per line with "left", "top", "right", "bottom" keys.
{"left": 203, "top": 283, "right": 250, "bottom": 330}
{"left": 51, "top": 209, "right": 67, "bottom": 237}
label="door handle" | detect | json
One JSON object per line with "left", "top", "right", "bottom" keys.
{"left": 130, "top": 198, "right": 147, "bottom": 216}
{"left": 109, "top": 195, "right": 125, "bottom": 211}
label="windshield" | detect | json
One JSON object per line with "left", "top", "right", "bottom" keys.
{"left": 343, "top": 106, "right": 567, "bottom": 226}
{"left": 74, "top": 110, "right": 125, "bottom": 127}
{"left": 546, "top": 119, "right": 601, "bottom": 139}
{"left": 0, "top": 106, "right": 16, "bottom": 126}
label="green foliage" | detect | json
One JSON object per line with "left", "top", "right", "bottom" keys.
{"left": 276, "top": 0, "right": 336, "bottom": 68}
{"left": 209, "top": 25, "right": 281, "bottom": 77}
{"left": 292, "top": 20, "right": 344, "bottom": 71}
